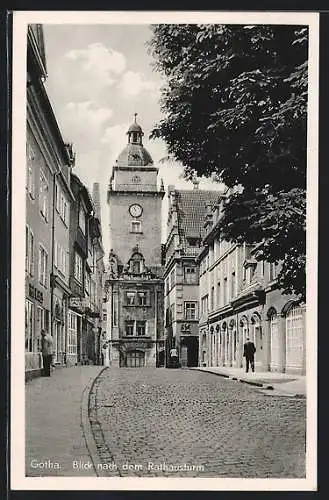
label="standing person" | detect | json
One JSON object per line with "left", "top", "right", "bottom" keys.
{"left": 41, "top": 329, "right": 53, "bottom": 377}
{"left": 243, "top": 337, "right": 256, "bottom": 373}
{"left": 169, "top": 347, "right": 178, "bottom": 368}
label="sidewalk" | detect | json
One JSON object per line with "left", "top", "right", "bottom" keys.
{"left": 25, "top": 365, "right": 105, "bottom": 476}
{"left": 190, "top": 366, "right": 306, "bottom": 397}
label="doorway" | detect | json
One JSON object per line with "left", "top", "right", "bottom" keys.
{"left": 126, "top": 350, "right": 145, "bottom": 368}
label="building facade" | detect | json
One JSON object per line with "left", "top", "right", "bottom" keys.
{"left": 104, "top": 117, "right": 165, "bottom": 368}
{"left": 198, "top": 192, "right": 306, "bottom": 375}
{"left": 164, "top": 184, "right": 219, "bottom": 367}
{"left": 25, "top": 24, "right": 75, "bottom": 376}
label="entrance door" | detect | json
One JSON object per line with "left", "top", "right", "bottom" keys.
{"left": 126, "top": 350, "right": 145, "bottom": 368}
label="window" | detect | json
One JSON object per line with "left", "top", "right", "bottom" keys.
{"left": 112, "top": 292, "right": 118, "bottom": 326}
{"left": 187, "top": 237, "right": 199, "bottom": 247}
{"left": 39, "top": 170, "right": 49, "bottom": 221}
{"left": 132, "top": 261, "right": 141, "bottom": 274}
{"left": 57, "top": 188, "right": 69, "bottom": 226}
{"left": 55, "top": 242, "right": 68, "bottom": 277}
{"left": 136, "top": 321, "right": 146, "bottom": 336}
{"left": 269, "top": 263, "right": 277, "bottom": 281}
{"left": 170, "top": 303, "right": 175, "bottom": 322}
{"left": 26, "top": 143, "right": 35, "bottom": 199}
{"left": 55, "top": 183, "right": 60, "bottom": 212}
{"left": 223, "top": 277, "right": 228, "bottom": 304}
{"left": 131, "top": 220, "right": 142, "bottom": 233}
{"left": 38, "top": 245, "right": 48, "bottom": 287}
{"left": 78, "top": 205, "right": 86, "bottom": 234}
{"left": 25, "top": 300, "right": 34, "bottom": 352}
{"left": 231, "top": 272, "right": 236, "bottom": 298}
{"left": 137, "top": 291, "right": 147, "bottom": 306}
{"left": 68, "top": 312, "right": 78, "bottom": 355}
{"left": 169, "top": 268, "right": 175, "bottom": 289}
{"left": 201, "top": 295, "right": 208, "bottom": 315}
{"left": 25, "top": 226, "right": 34, "bottom": 276}
{"left": 85, "top": 271, "right": 91, "bottom": 295}
{"left": 185, "top": 301, "right": 197, "bottom": 320}
{"left": 126, "top": 291, "right": 136, "bottom": 305}
{"left": 210, "top": 287, "right": 214, "bottom": 311}
{"left": 74, "top": 252, "right": 83, "bottom": 283}
{"left": 286, "top": 305, "right": 304, "bottom": 368}
{"left": 217, "top": 282, "right": 221, "bottom": 307}
{"left": 184, "top": 267, "right": 197, "bottom": 284}
{"left": 125, "top": 320, "right": 134, "bottom": 336}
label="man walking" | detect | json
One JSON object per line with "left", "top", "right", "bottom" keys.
{"left": 41, "top": 329, "right": 53, "bottom": 377}
{"left": 169, "top": 347, "right": 178, "bottom": 368}
{"left": 243, "top": 337, "right": 256, "bottom": 373}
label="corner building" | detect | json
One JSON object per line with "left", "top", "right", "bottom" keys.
{"left": 105, "top": 118, "right": 165, "bottom": 367}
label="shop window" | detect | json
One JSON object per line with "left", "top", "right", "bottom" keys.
{"left": 25, "top": 300, "right": 34, "bottom": 352}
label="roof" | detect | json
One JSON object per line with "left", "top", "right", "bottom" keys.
{"left": 128, "top": 122, "right": 143, "bottom": 133}
{"left": 116, "top": 143, "right": 153, "bottom": 167}
{"left": 28, "top": 24, "right": 47, "bottom": 79}
{"left": 175, "top": 189, "right": 220, "bottom": 243}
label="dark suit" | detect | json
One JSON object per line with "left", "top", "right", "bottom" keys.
{"left": 243, "top": 341, "right": 256, "bottom": 372}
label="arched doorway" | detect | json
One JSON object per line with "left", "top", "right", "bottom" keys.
{"left": 126, "top": 350, "right": 145, "bottom": 368}
{"left": 285, "top": 303, "right": 304, "bottom": 373}
{"left": 251, "top": 313, "right": 263, "bottom": 370}
{"left": 268, "top": 308, "right": 279, "bottom": 371}
{"left": 239, "top": 317, "right": 249, "bottom": 368}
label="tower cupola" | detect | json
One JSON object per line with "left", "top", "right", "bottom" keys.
{"left": 127, "top": 113, "right": 144, "bottom": 145}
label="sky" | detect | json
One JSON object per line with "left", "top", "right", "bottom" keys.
{"left": 42, "top": 24, "right": 222, "bottom": 253}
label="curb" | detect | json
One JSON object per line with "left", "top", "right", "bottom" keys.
{"left": 80, "top": 366, "right": 109, "bottom": 477}
{"left": 191, "top": 368, "right": 305, "bottom": 396}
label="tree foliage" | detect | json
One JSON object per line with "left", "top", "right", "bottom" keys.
{"left": 148, "top": 24, "right": 308, "bottom": 300}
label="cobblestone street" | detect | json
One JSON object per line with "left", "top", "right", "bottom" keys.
{"left": 92, "top": 368, "right": 306, "bottom": 478}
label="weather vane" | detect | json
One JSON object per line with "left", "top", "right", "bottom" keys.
{"left": 134, "top": 112, "right": 138, "bottom": 122}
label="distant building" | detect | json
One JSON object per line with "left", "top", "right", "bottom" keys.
{"left": 164, "top": 182, "right": 219, "bottom": 367}
{"left": 104, "top": 116, "right": 165, "bottom": 367}
{"left": 198, "top": 192, "right": 306, "bottom": 375}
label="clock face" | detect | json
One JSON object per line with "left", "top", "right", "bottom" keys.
{"left": 129, "top": 204, "right": 143, "bottom": 218}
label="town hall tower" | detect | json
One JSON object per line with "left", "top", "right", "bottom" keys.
{"left": 105, "top": 116, "right": 165, "bottom": 367}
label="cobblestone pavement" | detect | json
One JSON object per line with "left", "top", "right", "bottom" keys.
{"left": 92, "top": 368, "right": 306, "bottom": 479}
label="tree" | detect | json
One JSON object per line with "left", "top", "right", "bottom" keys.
{"left": 148, "top": 24, "right": 308, "bottom": 300}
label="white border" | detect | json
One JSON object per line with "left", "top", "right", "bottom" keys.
{"left": 11, "top": 10, "right": 319, "bottom": 491}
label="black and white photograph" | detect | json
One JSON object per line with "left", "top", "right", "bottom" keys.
{"left": 11, "top": 11, "right": 318, "bottom": 491}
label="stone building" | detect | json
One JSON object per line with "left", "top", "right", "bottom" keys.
{"left": 164, "top": 183, "right": 219, "bottom": 367}
{"left": 198, "top": 191, "right": 306, "bottom": 375}
{"left": 25, "top": 24, "right": 75, "bottom": 377}
{"left": 104, "top": 116, "right": 165, "bottom": 368}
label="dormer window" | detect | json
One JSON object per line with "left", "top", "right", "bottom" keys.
{"left": 132, "top": 261, "right": 141, "bottom": 274}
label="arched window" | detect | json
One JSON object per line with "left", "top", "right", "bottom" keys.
{"left": 285, "top": 304, "right": 304, "bottom": 369}
{"left": 269, "top": 309, "right": 279, "bottom": 368}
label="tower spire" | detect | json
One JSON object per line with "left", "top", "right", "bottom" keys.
{"left": 134, "top": 112, "right": 138, "bottom": 123}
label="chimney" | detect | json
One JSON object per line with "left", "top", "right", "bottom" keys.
{"left": 92, "top": 182, "right": 101, "bottom": 223}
